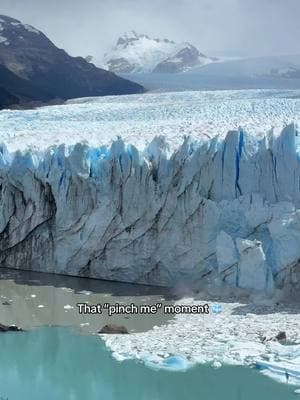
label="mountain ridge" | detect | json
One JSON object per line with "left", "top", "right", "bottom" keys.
{"left": 0, "top": 15, "right": 144, "bottom": 109}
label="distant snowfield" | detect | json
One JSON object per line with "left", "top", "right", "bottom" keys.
{"left": 102, "top": 298, "right": 300, "bottom": 387}
{"left": 0, "top": 89, "right": 300, "bottom": 153}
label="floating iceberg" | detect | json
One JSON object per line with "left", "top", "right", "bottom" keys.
{"left": 256, "top": 360, "right": 300, "bottom": 386}
{"left": 145, "top": 355, "right": 191, "bottom": 371}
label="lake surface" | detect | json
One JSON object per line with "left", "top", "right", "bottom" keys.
{"left": 0, "top": 269, "right": 298, "bottom": 399}
{"left": 0, "top": 327, "right": 297, "bottom": 400}
{"left": 0, "top": 268, "right": 173, "bottom": 333}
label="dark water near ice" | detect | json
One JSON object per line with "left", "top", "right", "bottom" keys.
{"left": 0, "top": 327, "right": 297, "bottom": 400}
{"left": 0, "top": 268, "right": 173, "bottom": 333}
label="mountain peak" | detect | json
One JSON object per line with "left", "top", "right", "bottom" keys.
{"left": 116, "top": 31, "right": 147, "bottom": 46}
{"left": 103, "top": 32, "right": 215, "bottom": 73}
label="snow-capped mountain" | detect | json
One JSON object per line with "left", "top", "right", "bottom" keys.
{"left": 103, "top": 31, "right": 215, "bottom": 73}
{"left": 0, "top": 15, "right": 144, "bottom": 108}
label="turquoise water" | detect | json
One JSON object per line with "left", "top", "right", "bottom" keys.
{"left": 0, "top": 327, "right": 297, "bottom": 400}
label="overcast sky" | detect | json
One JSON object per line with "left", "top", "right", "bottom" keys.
{"left": 1, "top": 0, "right": 300, "bottom": 61}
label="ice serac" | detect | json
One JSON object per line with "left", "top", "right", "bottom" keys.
{"left": 0, "top": 124, "right": 300, "bottom": 292}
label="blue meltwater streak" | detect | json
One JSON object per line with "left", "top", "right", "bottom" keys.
{"left": 0, "top": 327, "right": 297, "bottom": 400}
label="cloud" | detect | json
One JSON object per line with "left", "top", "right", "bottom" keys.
{"left": 0, "top": 0, "right": 299, "bottom": 61}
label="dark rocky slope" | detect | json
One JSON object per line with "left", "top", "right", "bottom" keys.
{"left": 0, "top": 15, "right": 144, "bottom": 108}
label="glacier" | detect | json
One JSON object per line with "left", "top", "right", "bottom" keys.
{"left": 0, "top": 119, "right": 299, "bottom": 293}
{"left": 1, "top": 89, "right": 300, "bottom": 390}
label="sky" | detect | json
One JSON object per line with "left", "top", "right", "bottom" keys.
{"left": 1, "top": 0, "right": 300, "bottom": 61}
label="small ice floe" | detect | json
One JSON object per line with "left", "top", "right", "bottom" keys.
{"left": 295, "top": 389, "right": 300, "bottom": 395}
{"left": 64, "top": 305, "right": 74, "bottom": 310}
{"left": 145, "top": 355, "right": 192, "bottom": 372}
{"left": 80, "top": 322, "right": 90, "bottom": 327}
{"left": 212, "top": 360, "right": 222, "bottom": 369}
{"left": 30, "top": 294, "right": 36, "bottom": 298}
{"left": 37, "top": 305, "right": 45, "bottom": 308}
{"left": 61, "top": 287, "right": 73, "bottom": 292}
{"left": 78, "top": 290, "right": 92, "bottom": 295}
{"left": 112, "top": 352, "right": 128, "bottom": 362}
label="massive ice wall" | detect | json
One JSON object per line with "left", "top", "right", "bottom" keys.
{"left": 0, "top": 124, "right": 299, "bottom": 292}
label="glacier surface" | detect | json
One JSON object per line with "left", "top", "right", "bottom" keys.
{"left": 0, "top": 89, "right": 300, "bottom": 293}
{"left": 1, "top": 89, "right": 300, "bottom": 153}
